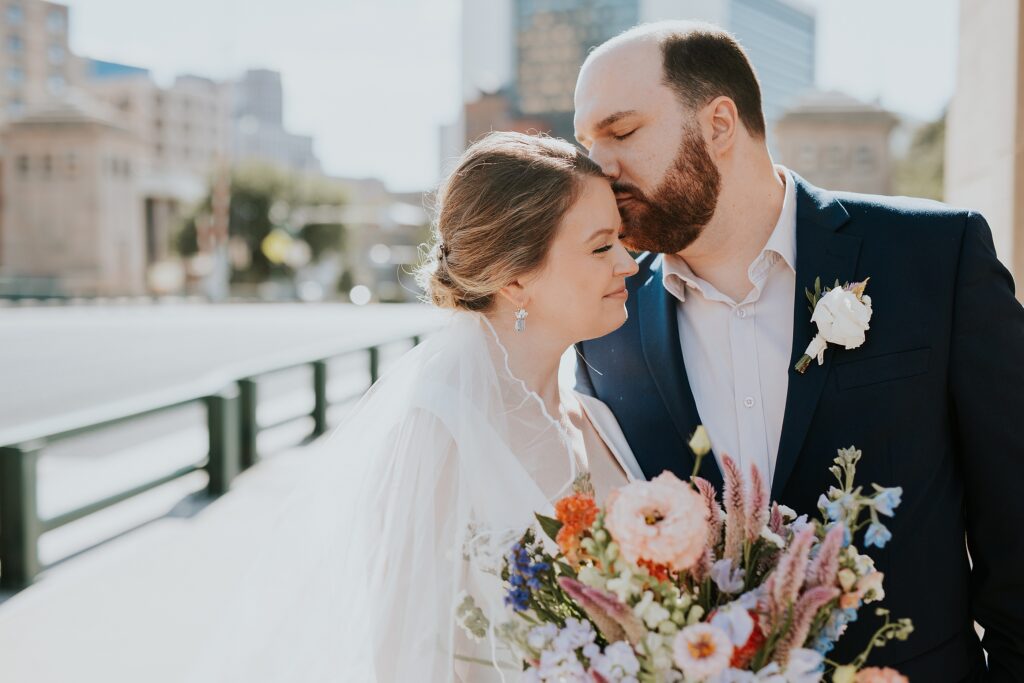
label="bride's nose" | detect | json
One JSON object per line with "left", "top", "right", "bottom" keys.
{"left": 613, "top": 247, "right": 639, "bottom": 277}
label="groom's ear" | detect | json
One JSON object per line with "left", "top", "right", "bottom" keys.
{"left": 705, "top": 95, "right": 739, "bottom": 154}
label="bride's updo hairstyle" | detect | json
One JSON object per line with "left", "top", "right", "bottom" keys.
{"left": 421, "top": 131, "right": 605, "bottom": 311}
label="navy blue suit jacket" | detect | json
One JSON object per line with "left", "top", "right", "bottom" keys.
{"left": 576, "top": 174, "right": 1024, "bottom": 681}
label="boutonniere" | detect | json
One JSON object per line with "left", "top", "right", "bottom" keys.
{"left": 795, "top": 277, "right": 872, "bottom": 374}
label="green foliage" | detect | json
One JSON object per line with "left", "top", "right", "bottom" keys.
{"left": 172, "top": 163, "right": 348, "bottom": 283}
{"left": 893, "top": 112, "right": 945, "bottom": 201}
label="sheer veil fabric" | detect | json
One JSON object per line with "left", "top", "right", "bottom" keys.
{"left": 188, "top": 311, "right": 587, "bottom": 682}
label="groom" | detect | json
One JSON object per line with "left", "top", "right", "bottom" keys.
{"left": 573, "top": 21, "right": 1024, "bottom": 682}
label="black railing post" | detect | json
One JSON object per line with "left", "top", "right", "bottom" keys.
{"left": 238, "top": 378, "right": 258, "bottom": 470}
{"left": 369, "top": 346, "right": 380, "bottom": 387}
{"left": 0, "top": 441, "right": 43, "bottom": 588}
{"left": 312, "top": 361, "right": 328, "bottom": 437}
{"left": 206, "top": 387, "right": 241, "bottom": 496}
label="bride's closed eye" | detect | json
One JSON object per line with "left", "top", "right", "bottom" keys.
{"left": 593, "top": 233, "right": 627, "bottom": 254}
{"left": 613, "top": 129, "right": 636, "bottom": 141}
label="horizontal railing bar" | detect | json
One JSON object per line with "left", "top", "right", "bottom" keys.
{"left": 258, "top": 412, "right": 315, "bottom": 433}
{"left": 40, "top": 463, "right": 205, "bottom": 532}
{"left": 0, "top": 329, "right": 437, "bottom": 448}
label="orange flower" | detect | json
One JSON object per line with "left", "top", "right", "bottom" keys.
{"left": 554, "top": 493, "right": 599, "bottom": 561}
{"left": 637, "top": 558, "right": 673, "bottom": 583}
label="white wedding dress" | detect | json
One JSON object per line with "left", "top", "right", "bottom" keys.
{"left": 187, "top": 310, "right": 642, "bottom": 682}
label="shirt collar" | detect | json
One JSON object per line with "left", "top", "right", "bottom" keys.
{"left": 661, "top": 165, "right": 797, "bottom": 303}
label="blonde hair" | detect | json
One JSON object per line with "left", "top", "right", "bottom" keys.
{"left": 420, "top": 132, "right": 605, "bottom": 311}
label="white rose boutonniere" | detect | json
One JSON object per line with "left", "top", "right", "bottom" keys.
{"left": 794, "top": 277, "right": 872, "bottom": 374}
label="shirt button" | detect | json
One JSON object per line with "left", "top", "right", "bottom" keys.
{"left": 743, "top": 397, "right": 755, "bottom": 408}
{"left": 736, "top": 308, "right": 747, "bottom": 318}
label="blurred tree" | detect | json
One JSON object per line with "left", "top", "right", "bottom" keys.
{"left": 893, "top": 112, "right": 945, "bottom": 201}
{"left": 174, "top": 163, "right": 347, "bottom": 284}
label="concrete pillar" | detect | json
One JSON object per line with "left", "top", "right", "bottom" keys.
{"left": 946, "top": 0, "right": 1024, "bottom": 298}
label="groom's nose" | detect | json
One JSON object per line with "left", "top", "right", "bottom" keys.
{"left": 587, "top": 142, "right": 620, "bottom": 180}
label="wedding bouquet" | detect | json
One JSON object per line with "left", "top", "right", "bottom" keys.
{"left": 457, "top": 429, "right": 913, "bottom": 683}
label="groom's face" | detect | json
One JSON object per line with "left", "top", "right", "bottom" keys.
{"left": 574, "top": 41, "right": 721, "bottom": 254}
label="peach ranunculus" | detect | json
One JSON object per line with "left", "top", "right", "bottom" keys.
{"left": 856, "top": 667, "right": 909, "bottom": 683}
{"left": 604, "top": 471, "right": 708, "bottom": 573}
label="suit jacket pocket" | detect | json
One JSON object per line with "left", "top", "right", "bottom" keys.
{"left": 834, "top": 347, "right": 931, "bottom": 391}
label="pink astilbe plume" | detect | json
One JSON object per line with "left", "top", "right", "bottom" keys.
{"left": 694, "top": 476, "right": 724, "bottom": 547}
{"left": 765, "top": 527, "right": 816, "bottom": 628}
{"left": 773, "top": 585, "right": 840, "bottom": 665}
{"left": 768, "top": 502, "right": 785, "bottom": 535}
{"left": 720, "top": 454, "right": 747, "bottom": 562}
{"left": 558, "top": 577, "right": 646, "bottom": 646}
{"left": 745, "top": 464, "right": 769, "bottom": 543}
{"left": 692, "top": 546, "right": 714, "bottom": 584}
{"left": 805, "top": 523, "right": 845, "bottom": 589}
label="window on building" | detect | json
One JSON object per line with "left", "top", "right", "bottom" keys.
{"left": 47, "top": 73, "right": 65, "bottom": 95}
{"left": 8, "top": 98, "right": 23, "bottom": 117}
{"left": 7, "top": 4, "right": 23, "bottom": 25}
{"left": 7, "top": 65, "right": 23, "bottom": 86}
{"left": 15, "top": 154, "right": 28, "bottom": 178}
{"left": 47, "top": 8, "right": 65, "bottom": 33}
{"left": 66, "top": 152, "right": 77, "bottom": 179}
{"left": 796, "top": 144, "right": 818, "bottom": 171}
{"left": 854, "top": 145, "right": 876, "bottom": 172}
{"left": 48, "top": 44, "right": 64, "bottom": 65}
{"left": 824, "top": 145, "right": 847, "bottom": 171}
{"left": 41, "top": 154, "right": 52, "bottom": 178}
{"left": 7, "top": 33, "right": 23, "bottom": 55}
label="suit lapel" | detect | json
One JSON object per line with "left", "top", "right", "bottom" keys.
{"left": 637, "top": 258, "right": 724, "bottom": 490}
{"left": 771, "top": 176, "right": 860, "bottom": 500}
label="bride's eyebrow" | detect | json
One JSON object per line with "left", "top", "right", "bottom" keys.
{"left": 586, "top": 227, "right": 617, "bottom": 243}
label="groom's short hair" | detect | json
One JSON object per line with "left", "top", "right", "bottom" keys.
{"left": 600, "top": 21, "right": 767, "bottom": 139}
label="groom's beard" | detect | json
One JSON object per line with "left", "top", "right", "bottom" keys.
{"left": 613, "top": 125, "right": 721, "bottom": 254}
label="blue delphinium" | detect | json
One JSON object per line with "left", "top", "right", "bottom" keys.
{"left": 865, "top": 522, "right": 892, "bottom": 549}
{"left": 504, "top": 540, "right": 550, "bottom": 612}
{"left": 872, "top": 486, "right": 903, "bottom": 517}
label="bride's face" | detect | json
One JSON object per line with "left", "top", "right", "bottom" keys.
{"left": 521, "top": 176, "right": 639, "bottom": 342}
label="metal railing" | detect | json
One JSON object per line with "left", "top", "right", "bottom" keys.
{"left": 0, "top": 331, "right": 428, "bottom": 589}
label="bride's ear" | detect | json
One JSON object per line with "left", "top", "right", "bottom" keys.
{"left": 497, "top": 281, "right": 529, "bottom": 309}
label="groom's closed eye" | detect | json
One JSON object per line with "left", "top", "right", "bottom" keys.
{"left": 612, "top": 129, "right": 637, "bottom": 141}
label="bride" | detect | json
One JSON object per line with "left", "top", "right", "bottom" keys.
{"left": 192, "top": 132, "right": 644, "bottom": 682}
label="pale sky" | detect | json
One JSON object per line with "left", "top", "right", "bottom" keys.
{"left": 64, "top": 0, "right": 958, "bottom": 192}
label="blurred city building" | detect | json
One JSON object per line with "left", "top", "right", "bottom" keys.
{"left": 946, "top": 0, "right": 1024, "bottom": 296}
{"left": 0, "top": 0, "right": 72, "bottom": 122}
{"left": 231, "top": 68, "right": 320, "bottom": 174}
{"left": 448, "top": 0, "right": 815, "bottom": 157}
{"left": 774, "top": 90, "right": 899, "bottom": 195}
{"left": 0, "top": 97, "right": 147, "bottom": 295}
{"left": 0, "top": 1, "right": 419, "bottom": 302}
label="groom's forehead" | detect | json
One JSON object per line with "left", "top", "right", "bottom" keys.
{"left": 574, "top": 43, "right": 664, "bottom": 129}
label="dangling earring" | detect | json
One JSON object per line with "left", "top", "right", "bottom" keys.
{"left": 514, "top": 307, "right": 528, "bottom": 333}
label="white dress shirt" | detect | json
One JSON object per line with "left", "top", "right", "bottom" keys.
{"left": 661, "top": 166, "right": 797, "bottom": 486}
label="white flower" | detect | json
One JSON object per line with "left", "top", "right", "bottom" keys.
{"left": 588, "top": 641, "right": 641, "bottom": 683}
{"left": 607, "top": 568, "right": 642, "bottom": 602}
{"left": 552, "top": 618, "right": 597, "bottom": 653}
{"left": 803, "top": 334, "right": 829, "bottom": 365}
{"left": 527, "top": 623, "right": 559, "bottom": 651}
{"left": 777, "top": 505, "right": 798, "bottom": 521}
{"left": 710, "top": 602, "right": 754, "bottom": 647}
{"left": 634, "top": 590, "right": 672, "bottom": 629}
{"left": 535, "top": 648, "right": 588, "bottom": 681}
{"left": 672, "top": 624, "right": 734, "bottom": 681}
{"left": 759, "top": 526, "right": 785, "bottom": 548}
{"left": 711, "top": 558, "right": 746, "bottom": 594}
{"left": 578, "top": 564, "right": 606, "bottom": 590}
{"left": 812, "top": 286, "right": 872, "bottom": 349}
{"left": 783, "top": 648, "right": 824, "bottom": 683}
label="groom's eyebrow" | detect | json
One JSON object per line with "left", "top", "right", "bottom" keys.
{"left": 576, "top": 110, "right": 639, "bottom": 145}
